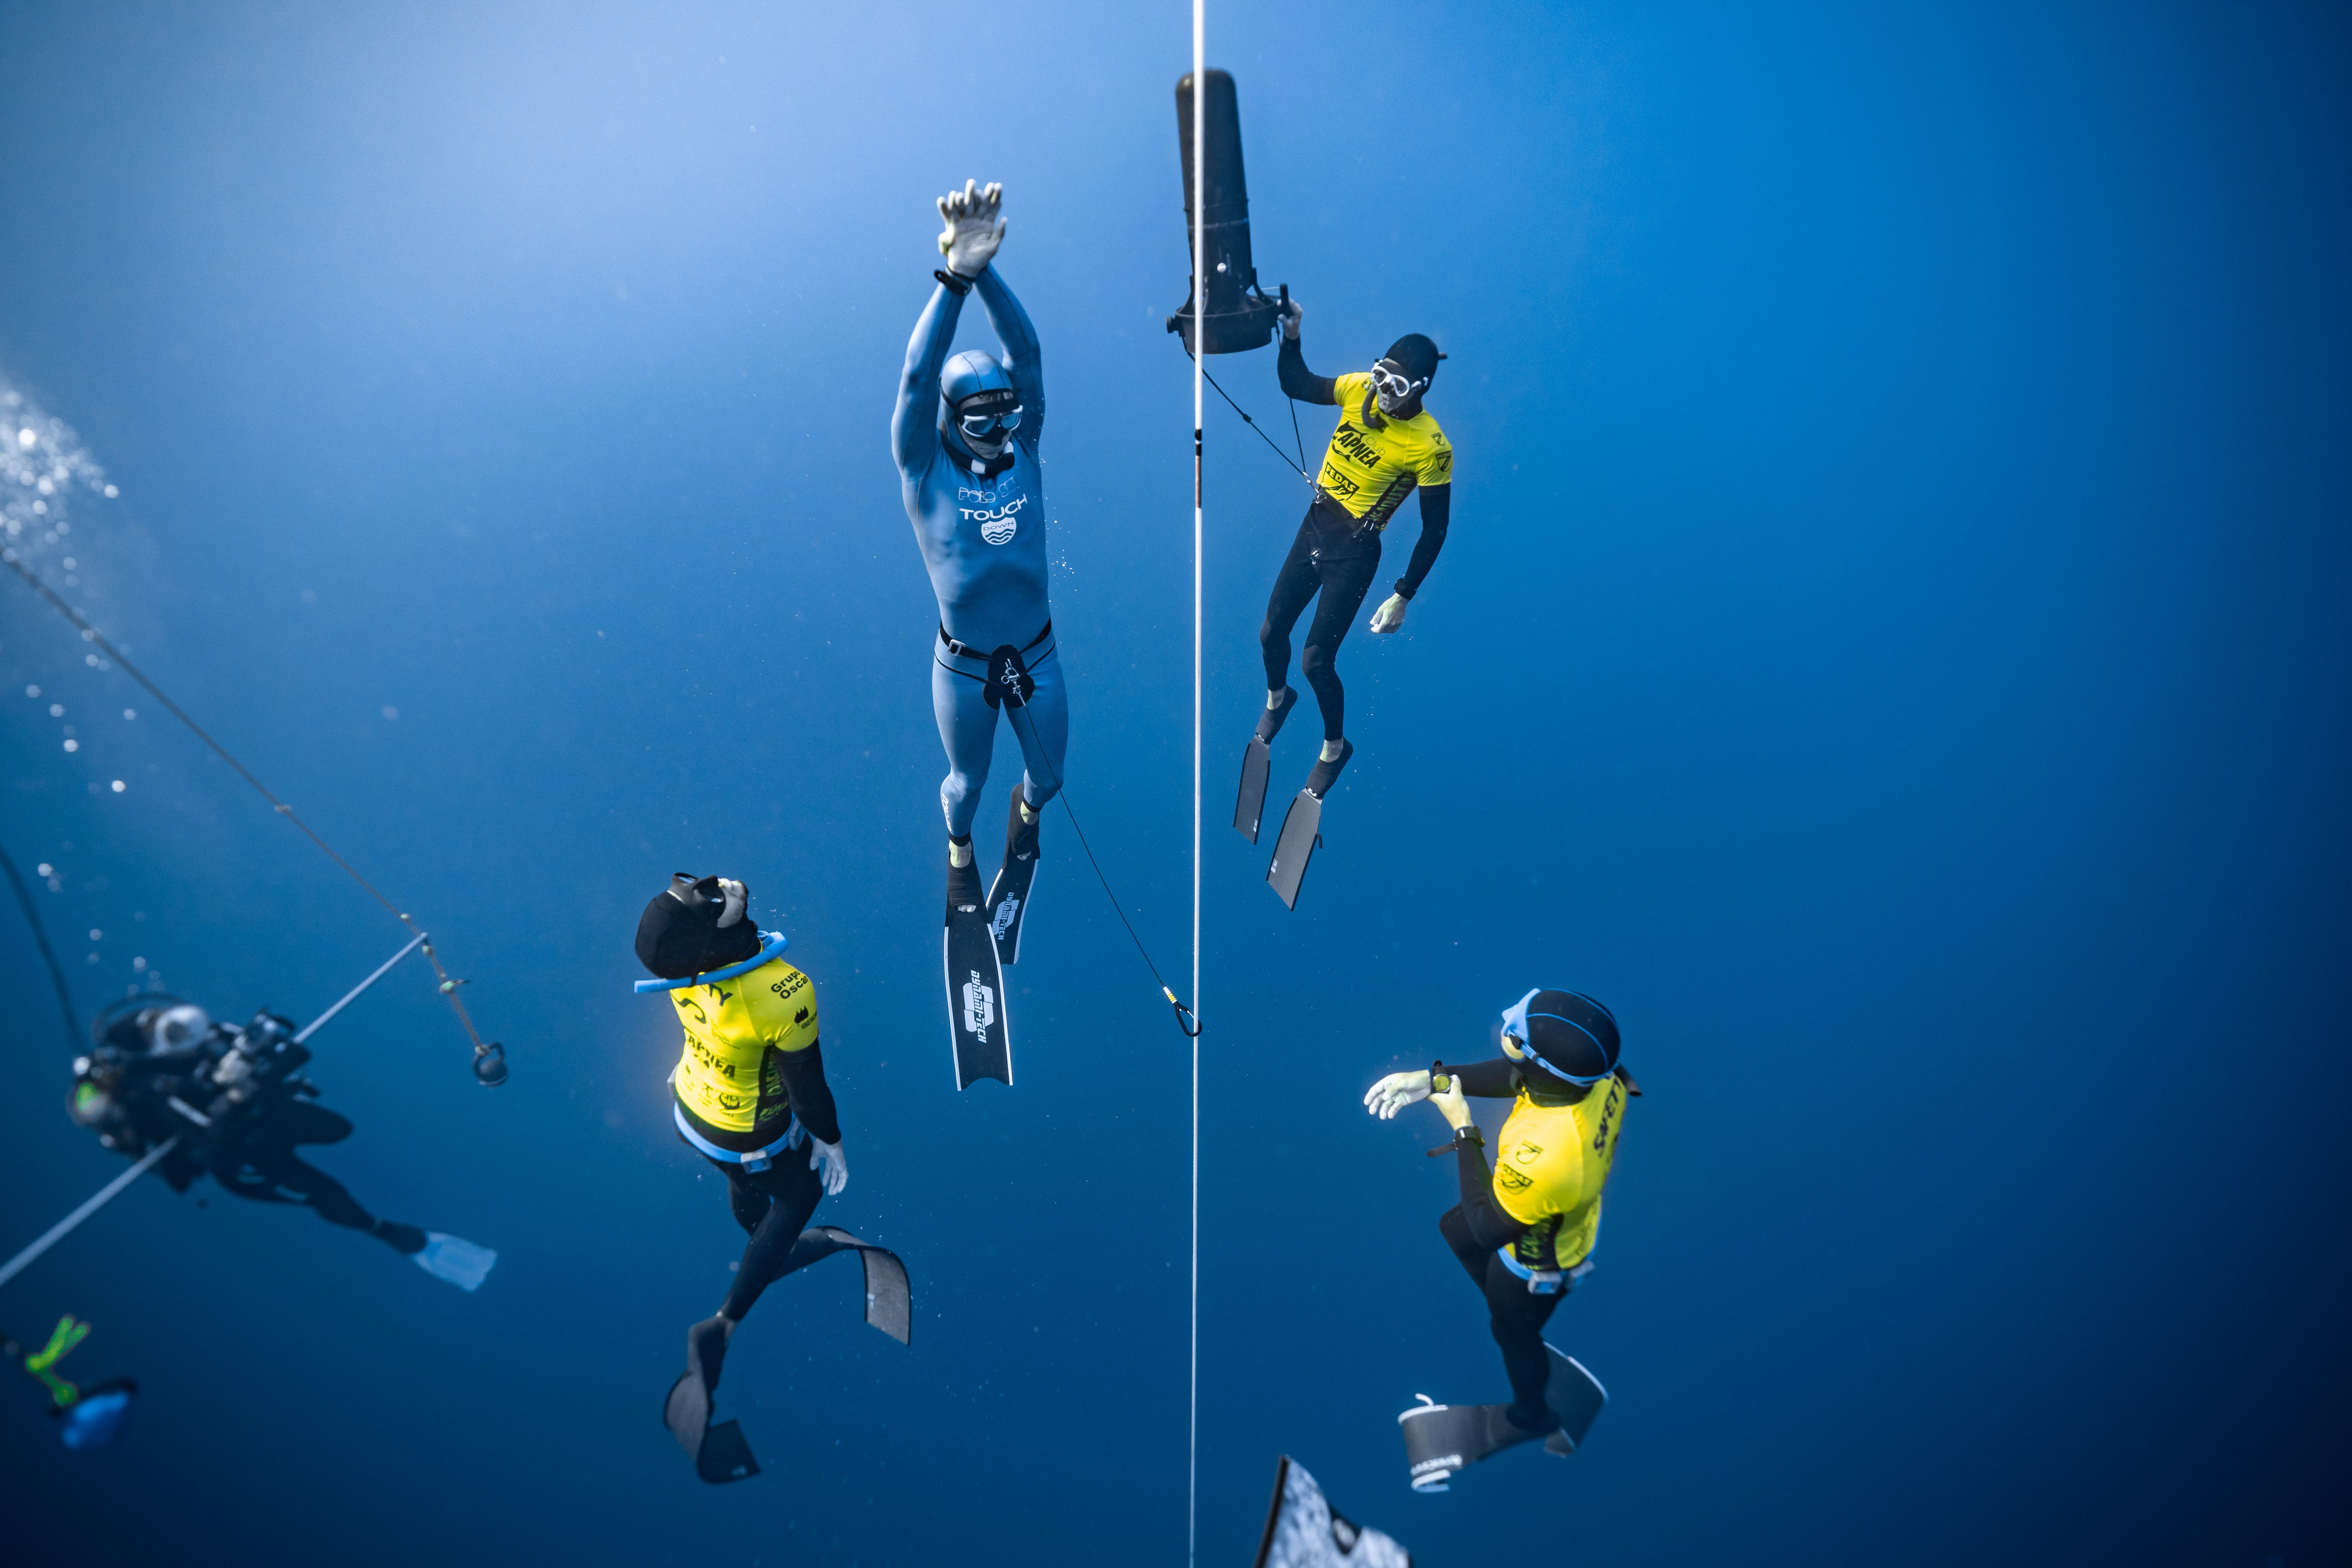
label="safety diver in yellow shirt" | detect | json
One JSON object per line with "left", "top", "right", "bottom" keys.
{"left": 636, "top": 878, "right": 846, "bottom": 1381}
{"left": 1365, "top": 988, "right": 1636, "bottom": 1453}
{"left": 1255, "top": 296, "right": 1452, "bottom": 799}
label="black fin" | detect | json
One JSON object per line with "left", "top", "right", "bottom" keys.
{"left": 1543, "top": 1343, "right": 1608, "bottom": 1452}
{"left": 1397, "top": 1399, "right": 1545, "bottom": 1492}
{"left": 944, "top": 914, "right": 1011, "bottom": 1089}
{"left": 986, "top": 785, "right": 1042, "bottom": 965}
{"left": 1234, "top": 736, "right": 1272, "bottom": 842}
{"left": 780, "top": 1225, "right": 915, "bottom": 1345}
{"left": 1265, "top": 790, "right": 1323, "bottom": 909}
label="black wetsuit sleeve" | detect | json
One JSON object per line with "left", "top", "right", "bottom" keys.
{"left": 1393, "top": 484, "right": 1450, "bottom": 599}
{"left": 1441, "top": 1058, "right": 1522, "bottom": 1098}
{"left": 776, "top": 1041, "right": 841, "bottom": 1145}
{"left": 1454, "top": 1136, "right": 1532, "bottom": 1249}
{"left": 1277, "top": 334, "right": 1339, "bottom": 406}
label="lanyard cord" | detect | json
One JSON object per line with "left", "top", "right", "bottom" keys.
{"left": 1184, "top": 342, "right": 1313, "bottom": 483}
{"left": 3, "top": 548, "right": 505, "bottom": 1084}
{"left": 0, "top": 839, "right": 80, "bottom": 1052}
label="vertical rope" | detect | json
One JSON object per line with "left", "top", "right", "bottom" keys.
{"left": 1188, "top": 5, "right": 1205, "bottom": 1563}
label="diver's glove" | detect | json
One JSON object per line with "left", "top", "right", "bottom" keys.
{"left": 936, "top": 180, "right": 1006, "bottom": 279}
{"left": 1279, "top": 295, "right": 1304, "bottom": 340}
{"left": 1369, "top": 593, "right": 1410, "bottom": 634}
{"left": 809, "top": 1137, "right": 849, "bottom": 1196}
{"left": 1363, "top": 1069, "right": 1433, "bottom": 1120}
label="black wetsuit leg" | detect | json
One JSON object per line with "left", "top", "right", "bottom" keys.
{"left": 713, "top": 1152, "right": 824, "bottom": 1323}
{"left": 213, "top": 1145, "right": 377, "bottom": 1232}
{"left": 1442, "top": 1205, "right": 1566, "bottom": 1431}
{"left": 1259, "top": 506, "right": 1382, "bottom": 742}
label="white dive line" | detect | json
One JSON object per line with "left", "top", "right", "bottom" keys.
{"left": 293, "top": 929, "right": 427, "bottom": 1045}
{"left": 1189, "top": 4, "right": 1205, "bottom": 1566}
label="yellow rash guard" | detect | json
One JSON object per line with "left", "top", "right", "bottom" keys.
{"left": 1311, "top": 371, "right": 1454, "bottom": 531}
{"left": 1490, "top": 1074, "right": 1627, "bottom": 1273}
{"left": 666, "top": 956, "right": 818, "bottom": 1133}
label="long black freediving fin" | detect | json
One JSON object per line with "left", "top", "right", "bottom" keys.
{"left": 946, "top": 857, "right": 1012, "bottom": 1089}
{"left": 1235, "top": 737, "right": 1272, "bottom": 842}
{"left": 986, "top": 785, "right": 1042, "bottom": 966}
{"left": 1396, "top": 1398, "right": 1544, "bottom": 1492}
{"left": 662, "top": 1368, "right": 760, "bottom": 1485}
{"left": 1265, "top": 790, "right": 1322, "bottom": 909}
{"left": 1542, "top": 1343, "right": 1608, "bottom": 1454}
{"left": 778, "top": 1225, "right": 913, "bottom": 1345}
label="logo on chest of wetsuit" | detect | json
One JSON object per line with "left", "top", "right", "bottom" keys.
{"left": 957, "top": 482, "right": 1028, "bottom": 546}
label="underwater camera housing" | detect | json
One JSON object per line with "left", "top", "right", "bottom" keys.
{"left": 1167, "top": 69, "right": 1284, "bottom": 355}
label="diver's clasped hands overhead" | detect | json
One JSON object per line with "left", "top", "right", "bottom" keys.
{"left": 936, "top": 179, "right": 1006, "bottom": 278}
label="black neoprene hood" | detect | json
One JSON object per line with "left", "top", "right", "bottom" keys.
{"left": 635, "top": 873, "right": 762, "bottom": 980}
{"left": 1384, "top": 334, "right": 1443, "bottom": 385}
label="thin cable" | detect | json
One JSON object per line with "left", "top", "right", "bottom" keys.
{"left": 1185, "top": 344, "right": 1313, "bottom": 483}
{"left": 2, "top": 548, "right": 505, "bottom": 1082}
{"left": 1001, "top": 702, "right": 1198, "bottom": 1037}
{"left": 1, "top": 840, "right": 80, "bottom": 1053}
{"left": 1189, "top": 6, "right": 1205, "bottom": 1563}
{"left": 0, "top": 1137, "right": 178, "bottom": 1293}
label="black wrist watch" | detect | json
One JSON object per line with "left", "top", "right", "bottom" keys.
{"left": 933, "top": 268, "right": 973, "bottom": 296}
{"left": 1452, "top": 1123, "right": 1484, "bottom": 1151}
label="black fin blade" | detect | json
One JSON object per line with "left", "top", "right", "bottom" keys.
{"left": 694, "top": 1419, "right": 761, "bottom": 1484}
{"left": 1265, "top": 789, "right": 1323, "bottom": 909}
{"left": 985, "top": 853, "right": 1038, "bottom": 966}
{"left": 1398, "top": 1401, "right": 1542, "bottom": 1492}
{"left": 1543, "top": 1344, "right": 1608, "bottom": 1451}
{"left": 1234, "top": 736, "right": 1271, "bottom": 842}
{"left": 944, "top": 917, "right": 1012, "bottom": 1089}
{"left": 777, "top": 1226, "right": 915, "bottom": 1346}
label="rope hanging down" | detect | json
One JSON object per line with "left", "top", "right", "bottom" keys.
{"left": 2, "top": 548, "right": 508, "bottom": 1087}
{"left": 1001, "top": 703, "right": 1200, "bottom": 1038}
{"left": 2, "top": 840, "right": 81, "bottom": 1052}
{"left": 1184, "top": 342, "right": 1312, "bottom": 482}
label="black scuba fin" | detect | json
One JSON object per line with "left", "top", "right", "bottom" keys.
{"left": 777, "top": 1226, "right": 914, "bottom": 1345}
{"left": 663, "top": 1318, "right": 759, "bottom": 1484}
{"left": 1265, "top": 791, "right": 1322, "bottom": 909}
{"left": 1235, "top": 739, "right": 1271, "bottom": 842}
{"left": 945, "top": 881, "right": 1011, "bottom": 1091}
{"left": 1236, "top": 688, "right": 1296, "bottom": 843}
{"left": 1541, "top": 1343, "right": 1608, "bottom": 1455}
{"left": 986, "top": 786, "right": 1042, "bottom": 965}
{"left": 1396, "top": 1397, "right": 1546, "bottom": 1492}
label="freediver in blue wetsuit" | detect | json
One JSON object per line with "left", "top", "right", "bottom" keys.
{"left": 893, "top": 181, "right": 1065, "bottom": 953}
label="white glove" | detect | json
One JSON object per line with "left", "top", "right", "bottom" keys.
{"left": 936, "top": 180, "right": 1005, "bottom": 278}
{"left": 1369, "top": 593, "right": 1409, "bottom": 634}
{"left": 808, "top": 1137, "right": 848, "bottom": 1196}
{"left": 1363, "top": 1069, "right": 1432, "bottom": 1120}
{"left": 1279, "top": 296, "right": 1303, "bottom": 339}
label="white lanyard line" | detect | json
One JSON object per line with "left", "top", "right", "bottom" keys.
{"left": 1189, "top": 3, "right": 1205, "bottom": 1564}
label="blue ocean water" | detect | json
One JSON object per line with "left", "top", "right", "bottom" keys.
{"left": 3, "top": 2, "right": 2347, "bottom": 1564}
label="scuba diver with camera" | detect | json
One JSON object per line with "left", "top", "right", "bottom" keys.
{"left": 69, "top": 996, "right": 495, "bottom": 1290}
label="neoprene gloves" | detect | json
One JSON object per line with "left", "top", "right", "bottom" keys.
{"left": 936, "top": 180, "right": 1006, "bottom": 278}
{"left": 1369, "top": 593, "right": 1410, "bottom": 634}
